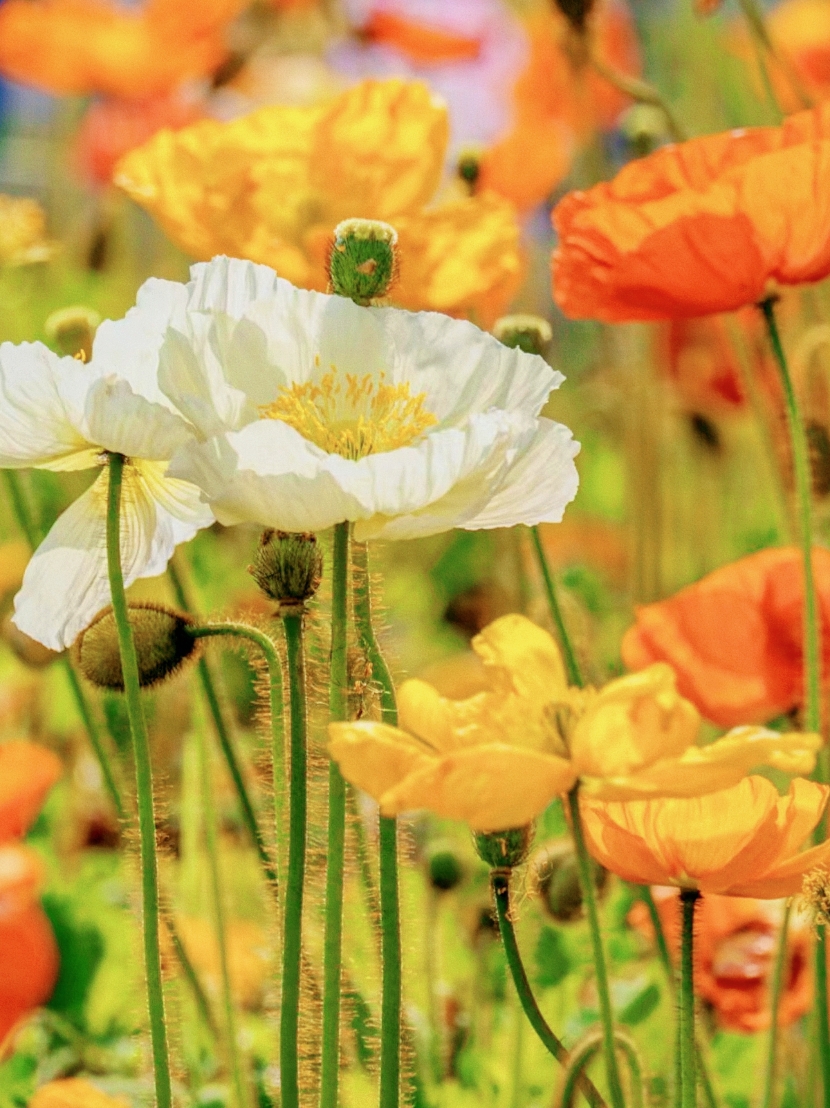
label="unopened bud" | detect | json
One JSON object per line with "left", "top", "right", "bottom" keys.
{"left": 552, "top": 0, "right": 595, "bottom": 33}
{"left": 621, "top": 104, "right": 671, "bottom": 160}
{"left": 328, "top": 219, "right": 398, "bottom": 305}
{"left": 44, "top": 305, "right": 101, "bottom": 362}
{"left": 530, "top": 839, "right": 607, "bottom": 922}
{"left": 493, "top": 314, "right": 553, "bottom": 356}
{"left": 428, "top": 845, "right": 465, "bottom": 892}
{"left": 75, "top": 603, "right": 198, "bottom": 690}
{"left": 248, "top": 530, "right": 323, "bottom": 614}
{"left": 474, "top": 825, "right": 534, "bottom": 870}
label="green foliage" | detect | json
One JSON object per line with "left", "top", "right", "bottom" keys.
{"left": 0, "top": 1055, "right": 36, "bottom": 1108}
{"left": 42, "top": 893, "right": 106, "bottom": 1028}
{"left": 535, "top": 925, "right": 572, "bottom": 989}
{"left": 619, "top": 983, "right": 661, "bottom": 1027}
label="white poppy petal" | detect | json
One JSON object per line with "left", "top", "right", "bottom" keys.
{"left": 84, "top": 376, "right": 197, "bottom": 460}
{"left": 185, "top": 256, "right": 282, "bottom": 315}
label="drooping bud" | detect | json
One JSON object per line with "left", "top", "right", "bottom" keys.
{"left": 248, "top": 530, "right": 323, "bottom": 615}
{"left": 428, "top": 845, "right": 465, "bottom": 892}
{"left": 44, "top": 305, "right": 102, "bottom": 362}
{"left": 551, "top": 0, "right": 595, "bottom": 34}
{"left": 328, "top": 218, "right": 398, "bottom": 305}
{"left": 473, "top": 825, "right": 534, "bottom": 871}
{"left": 75, "top": 603, "right": 199, "bottom": 690}
{"left": 530, "top": 839, "right": 608, "bottom": 923}
{"left": 620, "top": 104, "right": 670, "bottom": 160}
{"left": 493, "top": 314, "right": 553, "bottom": 356}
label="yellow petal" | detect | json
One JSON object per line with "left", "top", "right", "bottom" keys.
{"left": 583, "top": 725, "right": 821, "bottom": 800}
{"left": 471, "top": 613, "right": 569, "bottom": 705}
{"left": 29, "top": 1079, "right": 129, "bottom": 1108}
{"left": 328, "top": 720, "right": 434, "bottom": 802}
{"left": 397, "top": 678, "right": 492, "bottom": 752}
{"left": 571, "top": 663, "right": 699, "bottom": 778}
{"left": 379, "top": 744, "right": 577, "bottom": 832}
{"left": 393, "top": 194, "right": 524, "bottom": 326}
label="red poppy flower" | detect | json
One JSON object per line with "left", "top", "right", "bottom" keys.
{"left": 552, "top": 105, "right": 830, "bottom": 321}
{"left": 621, "top": 546, "right": 830, "bottom": 727}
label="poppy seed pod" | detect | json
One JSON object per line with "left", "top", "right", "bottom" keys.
{"left": 248, "top": 530, "right": 323, "bottom": 613}
{"left": 428, "top": 845, "right": 465, "bottom": 892}
{"left": 75, "top": 602, "right": 199, "bottom": 690}
{"left": 474, "top": 825, "right": 534, "bottom": 870}
{"left": 328, "top": 218, "right": 399, "bottom": 305}
{"left": 494, "top": 314, "right": 553, "bottom": 356}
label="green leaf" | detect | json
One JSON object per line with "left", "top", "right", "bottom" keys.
{"left": 0, "top": 1055, "right": 36, "bottom": 1108}
{"left": 535, "top": 925, "right": 572, "bottom": 989}
{"left": 42, "top": 893, "right": 105, "bottom": 1029}
{"left": 619, "top": 982, "right": 660, "bottom": 1026}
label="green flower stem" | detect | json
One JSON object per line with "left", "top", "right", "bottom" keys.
{"left": 679, "top": 891, "right": 699, "bottom": 1108}
{"left": 490, "top": 871, "right": 606, "bottom": 1108}
{"left": 530, "top": 526, "right": 584, "bottom": 688}
{"left": 762, "top": 902, "right": 792, "bottom": 1108}
{"left": 737, "top": 0, "right": 813, "bottom": 109}
{"left": 320, "top": 521, "right": 351, "bottom": 1108}
{"left": 346, "top": 785, "right": 382, "bottom": 956}
{"left": 196, "top": 716, "right": 249, "bottom": 1108}
{"left": 168, "top": 557, "right": 277, "bottom": 888}
{"left": 353, "top": 540, "right": 402, "bottom": 1108}
{"left": 167, "top": 917, "right": 220, "bottom": 1039}
{"left": 105, "top": 453, "right": 171, "bottom": 1108}
{"left": 2, "top": 469, "right": 125, "bottom": 819}
{"left": 567, "top": 787, "right": 626, "bottom": 1108}
{"left": 760, "top": 298, "right": 830, "bottom": 1107}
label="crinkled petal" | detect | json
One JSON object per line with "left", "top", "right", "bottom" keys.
{"left": 83, "top": 376, "right": 196, "bottom": 461}
{"left": 471, "top": 612, "right": 569, "bottom": 706}
{"left": 378, "top": 744, "right": 577, "bottom": 832}
{"left": 327, "top": 720, "right": 435, "bottom": 801}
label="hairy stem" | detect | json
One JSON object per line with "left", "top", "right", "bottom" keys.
{"left": 679, "top": 891, "right": 699, "bottom": 1108}
{"left": 530, "top": 526, "right": 584, "bottom": 688}
{"left": 762, "top": 902, "right": 792, "bottom": 1108}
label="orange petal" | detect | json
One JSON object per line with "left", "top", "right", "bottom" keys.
{"left": 0, "top": 741, "right": 62, "bottom": 840}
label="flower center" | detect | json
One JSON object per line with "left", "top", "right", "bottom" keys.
{"left": 259, "top": 367, "right": 437, "bottom": 460}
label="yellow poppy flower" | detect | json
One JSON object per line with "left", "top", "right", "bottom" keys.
{"left": 29, "top": 1078, "right": 129, "bottom": 1108}
{"left": 328, "top": 614, "right": 820, "bottom": 832}
{"left": 0, "top": 195, "right": 57, "bottom": 266}
{"left": 114, "top": 79, "right": 524, "bottom": 326}
{"left": 580, "top": 776, "right": 830, "bottom": 897}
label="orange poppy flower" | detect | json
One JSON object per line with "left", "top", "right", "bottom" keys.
{"left": 0, "top": 741, "right": 63, "bottom": 841}
{"left": 0, "top": 844, "right": 60, "bottom": 1041}
{"left": 630, "top": 887, "right": 811, "bottom": 1032}
{"left": 622, "top": 546, "right": 830, "bottom": 728}
{"left": 0, "top": 0, "right": 247, "bottom": 100}
{"left": 478, "top": 0, "right": 640, "bottom": 211}
{"left": 115, "top": 79, "right": 524, "bottom": 325}
{"left": 580, "top": 775, "right": 830, "bottom": 897}
{"left": 364, "top": 10, "right": 483, "bottom": 65}
{"left": 552, "top": 105, "right": 830, "bottom": 321}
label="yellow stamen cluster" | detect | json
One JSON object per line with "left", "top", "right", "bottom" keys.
{"left": 260, "top": 367, "right": 437, "bottom": 460}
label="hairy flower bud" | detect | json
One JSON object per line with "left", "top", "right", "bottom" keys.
{"left": 474, "top": 825, "right": 534, "bottom": 870}
{"left": 328, "top": 218, "right": 398, "bottom": 305}
{"left": 75, "top": 603, "right": 199, "bottom": 690}
{"left": 44, "top": 305, "right": 102, "bottom": 362}
{"left": 530, "top": 839, "right": 607, "bottom": 922}
{"left": 493, "top": 314, "right": 553, "bottom": 356}
{"left": 248, "top": 530, "right": 323, "bottom": 613}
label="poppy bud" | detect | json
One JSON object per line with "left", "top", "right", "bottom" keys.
{"left": 474, "top": 825, "right": 534, "bottom": 870}
{"left": 493, "top": 314, "right": 553, "bottom": 356}
{"left": 75, "top": 603, "right": 199, "bottom": 690}
{"left": 457, "top": 149, "right": 482, "bottom": 193}
{"left": 551, "top": 0, "right": 595, "bottom": 34}
{"left": 328, "top": 218, "right": 399, "bottom": 305}
{"left": 428, "top": 845, "right": 465, "bottom": 892}
{"left": 530, "top": 840, "right": 608, "bottom": 922}
{"left": 620, "top": 104, "right": 671, "bottom": 159}
{"left": 44, "top": 305, "right": 101, "bottom": 362}
{"left": 248, "top": 529, "right": 323, "bottom": 613}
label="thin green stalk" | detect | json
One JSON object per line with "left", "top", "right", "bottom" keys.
{"left": 105, "top": 453, "right": 171, "bottom": 1108}
{"left": 762, "top": 902, "right": 792, "bottom": 1108}
{"left": 679, "top": 892, "right": 699, "bottom": 1108}
{"left": 197, "top": 720, "right": 249, "bottom": 1108}
{"left": 737, "top": 0, "right": 813, "bottom": 109}
{"left": 490, "top": 872, "right": 606, "bottom": 1108}
{"left": 2, "top": 469, "right": 125, "bottom": 818}
{"left": 353, "top": 541, "right": 401, "bottom": 1108}
{"left": 559, "top": 1030, "right": 643, "bottom": 1108}
{"left": 320, "top": 521, "right": 350, "bottom": 1108}
{"left": 168, "top": 557, "right": 277, "bottom": 888}
{"left": 760, "top": 299, "right": 830, "bottom": 1107}
{"left": 530, "top": 526, "right": 583, "bottom": 688}
{"left": 280, "top": 611, "right": 308, "bottom": 1108}
{"left": 167, "top": 918, "right": 220, "bottom": 1040}
{"left": 567, "top": 788, "right": 625, "bottom": 1108}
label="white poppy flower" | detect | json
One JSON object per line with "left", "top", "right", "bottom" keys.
{"left": 161, "top": 256, "right": 580, "bottom": 539}
{"left": 1, "top": 289, "right": 215, "bottom": 651}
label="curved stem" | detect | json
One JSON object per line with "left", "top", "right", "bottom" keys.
{"left": 105, "top": 453, "right": 171, "bottom": 1108}
{"left": 490, "top": 871, "right": 606, "bottom": 1108}
{"left": 558, "top": 1030, "right": 643, "bottom": 1108}
{"left": 679, "top": 891, "right": 699, "bottom": 1108}
{"left": 168, "top": 557, "right": 277, "bottom": 888}
{"left": 530, "top": 527, "right": 584, "bottom": 688}
{"left": 587, "top": 52, "right": 686, "bottom": 143}
{"left": 353, "top": 541, "right": 401, "bottom": 1108}
{"left": 167, "top": 917, "right": 220, "bottom": 1040}
{"left": 567, "top": 787, "right": 626, "bottom": 1108}
{"left": 197, "top": 716, "right": 249, "bottom": 1108}
{"left": 320, "top": 522, "right": 351, "bottom": 1108}
{"left": 762, "top": 902, "right": 792, "bottom": 1108}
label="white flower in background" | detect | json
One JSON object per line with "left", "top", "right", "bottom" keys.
{"left": 0, "top": 289, "right": 214, "bottom": 651}
{"left": 158, "top": 256, "right": 579, "bottom": 539}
